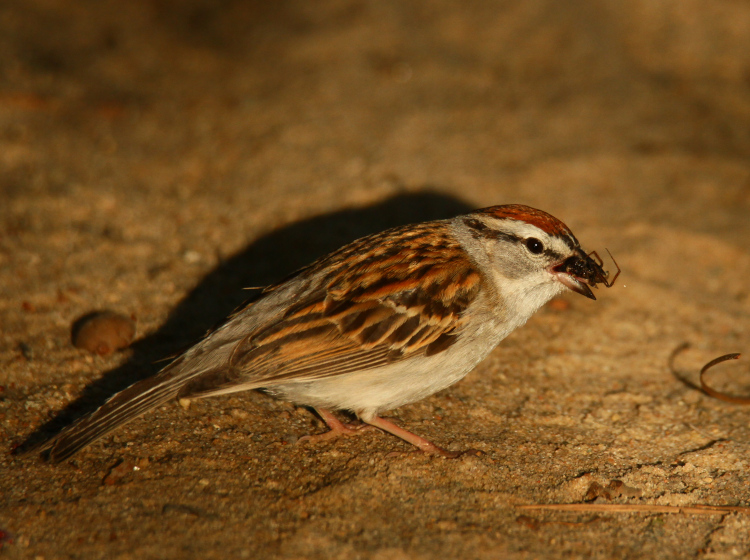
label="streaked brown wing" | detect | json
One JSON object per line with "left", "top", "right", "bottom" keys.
{"left": 180, "top": 223, "right": 483, "bottom": 396}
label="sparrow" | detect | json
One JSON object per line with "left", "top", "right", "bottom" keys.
{"left": 24, "top": 204, "right": 617, "bottom": 462}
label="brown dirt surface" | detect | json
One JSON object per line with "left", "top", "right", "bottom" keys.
{"left": 2, "top": 1, "right": 750, "bottom": 558}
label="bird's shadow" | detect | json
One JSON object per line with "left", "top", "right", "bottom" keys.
{"left": 17, "top": 191, "right": 474, "bottom": 453}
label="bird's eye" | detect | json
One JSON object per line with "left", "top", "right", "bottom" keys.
{"left": 525, "top": 238, "right": 544, "bottom": 254}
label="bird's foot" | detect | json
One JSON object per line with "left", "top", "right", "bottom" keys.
{"left": 296, "top": 408, "right": 374, "bottom": 445}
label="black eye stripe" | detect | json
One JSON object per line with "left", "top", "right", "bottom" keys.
{"left": 543, "top": 248, "right": 566, "bottom": 261}
{"left": 495, "top": 231, "right": 522, "bottom": 244}
{"left": 499, "top": 233, "right": 565, "bottom": 260}
{"left": 462, "top": 217, "right": 580, "bottom": 258}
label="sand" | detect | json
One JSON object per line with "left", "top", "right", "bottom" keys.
{"left": 2, "top": 1, "right": 750, "bottom": 558}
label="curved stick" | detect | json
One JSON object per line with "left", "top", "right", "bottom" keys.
{"left": 700, "top": 353, "right": 749, "bottom": 404}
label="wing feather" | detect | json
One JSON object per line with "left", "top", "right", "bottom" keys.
{"left": 180, "top": 223, "right": 484, "bottom": 398}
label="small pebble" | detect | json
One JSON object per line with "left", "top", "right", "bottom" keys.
{"left": 71, "top": 310, "right": 136, "bottom": 356}
{"left": 102, "top": 459, "right": 136, "bottom": 486}
{"left": 17, "top": 342, "right": 34, "bottom": 361}
{"left": 548, "top": 298, "right": 571, "bottom": 311}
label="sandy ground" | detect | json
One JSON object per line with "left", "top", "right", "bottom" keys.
{"left": 2, "top": 1, "right": 750, "bottom": 558}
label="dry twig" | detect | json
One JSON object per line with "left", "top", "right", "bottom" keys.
{"left": 699, "top": 353, "right": 749, "bottom": 404}
{"left": 669, "top": 344, "right": 747, "bottom": 404}
{"left": 517, "top": 503, "right": 750, "bottom": 515}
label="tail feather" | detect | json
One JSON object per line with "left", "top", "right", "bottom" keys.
{"left": 18, "top": 305, "right": 262, "bottom": 463}
{"left": 48, "top": 380, "right": 179, "bottom": 463}
{"left": 38, "top": 359, "right": 210, "bottom": 463}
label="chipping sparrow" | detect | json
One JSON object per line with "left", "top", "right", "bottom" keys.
{"left": 27, "top": 204, "right": 617, "bottom": 462}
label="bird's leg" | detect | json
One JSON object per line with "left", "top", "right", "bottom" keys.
{"left": 299, "top": 410, "right": 474, "bottom": 458}
{"left": 363, "top": 415, "right": 461, "bottom": 458}
{"left": 297, "top": 408, "right": 374, "bottom": 444}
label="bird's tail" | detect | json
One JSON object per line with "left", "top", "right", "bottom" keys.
{"left": 25, "top": 358, "right": 201, "bottom": 463}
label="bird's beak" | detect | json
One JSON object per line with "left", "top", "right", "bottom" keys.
{"left": 553, "top": 271, "right": 596, "bottom": 300}
{"left": 549, "top": 251, "right": 605, "bottom": 301}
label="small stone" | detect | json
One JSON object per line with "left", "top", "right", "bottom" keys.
{"left": 548, "top": 298, "right": 571, "bottom": 311}
{"left": 17, "top": 342, "right": 33, "bottom": 361}
{"left": 71, "top": 310, "right": 136, "bottom": 356}
{"left": 102, "top": 459, "right": 136, "bottom": 486}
